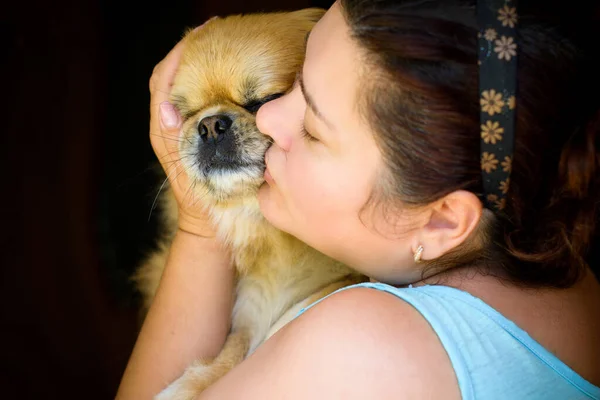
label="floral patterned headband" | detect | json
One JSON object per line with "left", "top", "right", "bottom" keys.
{"left": 478, "top": 0, "right": 518, "bottom": 211}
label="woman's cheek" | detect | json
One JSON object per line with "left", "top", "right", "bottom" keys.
{"left": 288, "top": 153, "right": 333, "bottom": 213}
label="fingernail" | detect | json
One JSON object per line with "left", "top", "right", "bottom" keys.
{"left": 160, "top": 102, "right": 180, "bottom": 129}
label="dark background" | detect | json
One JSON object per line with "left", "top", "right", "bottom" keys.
{"left": 1, "top": 1, "right": 598, "bottom": 399}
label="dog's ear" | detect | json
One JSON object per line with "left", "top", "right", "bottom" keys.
{"left": 290, "top": 7, "right": 327, "bottom": 24}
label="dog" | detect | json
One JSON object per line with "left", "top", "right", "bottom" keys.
{"left": 133, "top": 9, "right": 367, "bottom": 399}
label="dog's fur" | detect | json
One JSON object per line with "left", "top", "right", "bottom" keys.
{"left": 133, "top": 10, "right": 367, "bottom": 399}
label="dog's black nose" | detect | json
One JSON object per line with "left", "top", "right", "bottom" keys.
{"left": 198, "top": 115, "right": 233, "bottom": 144}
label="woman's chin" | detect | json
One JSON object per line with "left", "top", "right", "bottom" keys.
{"left": 258, "top": 183, "right": 298, "bottom": 239}
{"left": 257, "top": 183, "right": 278, "bottom": 223}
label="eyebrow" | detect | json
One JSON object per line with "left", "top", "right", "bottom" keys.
{"left": 298, "top": 70, "right": 335, "bottom": 131}
{"left": 296, "top": 30, "right": 336, "bottom": 131}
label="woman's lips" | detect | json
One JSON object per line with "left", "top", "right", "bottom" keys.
{"left": 264, "top": 165, "right": 275, "bottom": 184}
{"left": 264, "top": 147, "right": 276, "bottom": 184}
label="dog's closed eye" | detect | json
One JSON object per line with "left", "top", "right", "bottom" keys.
{"left": 243, "top": 93, "right": 284, "bottom": 114}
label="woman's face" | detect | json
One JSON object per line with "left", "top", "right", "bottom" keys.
{"left": 256, "top": 2, "right": 420, "bottom": 282}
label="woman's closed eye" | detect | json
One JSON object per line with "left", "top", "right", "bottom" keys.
{"left": 301, "top": 125, "right": 319, "bottom": 142}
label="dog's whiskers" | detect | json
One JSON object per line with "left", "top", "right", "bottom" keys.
{"left": 162, "top": 155, "right": 192, "bottom": 168}
{"left": 151, "top": 133, "right": 186, "bottom": 143}
{"left": 148, "top": 175, "right": 171, "bottom": 222}
{"left": 158, "top": 150, "right": 185, "bottom": 162}
{"left": 189, "top": 169, "right": 210, "bottom": 207}
{"left": 148, "top": 159, "right": 188, "bottom": 222}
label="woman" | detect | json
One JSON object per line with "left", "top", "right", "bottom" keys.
{"left": 117, "top": 0, "right": 600, "bottom": 398}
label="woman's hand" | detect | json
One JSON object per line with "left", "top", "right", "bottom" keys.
{"left": 148, "top": 29, "right": 216, "bottom": 237}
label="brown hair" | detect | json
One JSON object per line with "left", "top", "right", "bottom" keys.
{"left": 341, "top": 0, "right": 600, "bottom": 287}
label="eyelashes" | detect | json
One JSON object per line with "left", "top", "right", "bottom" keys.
{"left": 300, "top": 125, "right": 318, "bottom": 142}
{"left": 243, "top": 93, "right": 284, "bottom": 114}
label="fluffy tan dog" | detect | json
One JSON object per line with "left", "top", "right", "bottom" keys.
{"left": 134, "top": 10, "right": 367, "bottom": 399}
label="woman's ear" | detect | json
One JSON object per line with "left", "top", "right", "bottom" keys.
{"left": 415, "top": 191, "right": 482, "bottom": 261}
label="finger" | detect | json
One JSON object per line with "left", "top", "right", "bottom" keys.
{"left": 149, "top": 44, "right": 185, "bottom": 166}
{"left": 148, "top": 61, "right": 162, "bottom": 92}
{"left": 150, "top": 40, "right": 185, "bottom": 104}
{"left": 158, "top": 101, "right": 183, "bottom": 160}
{"left": 149, "top": 101, "right": 182, "bottom": 171}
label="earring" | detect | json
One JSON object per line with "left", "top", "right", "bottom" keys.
{"left": 414, "top": 245, "right": 424, "bottom": 264}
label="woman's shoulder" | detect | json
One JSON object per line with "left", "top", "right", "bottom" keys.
{"left": 284, "top": 286, "right": 462, "bottom": 398}
{"left": 202, "top": 286, "right": 462, "bottom": 399}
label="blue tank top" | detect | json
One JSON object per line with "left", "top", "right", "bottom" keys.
{"left": 296, "top": 282, "right": 600, "bottom": 400}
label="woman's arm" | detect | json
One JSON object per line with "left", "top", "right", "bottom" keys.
{"left": 116, "top": 230, "right": 234, "bottom": 399}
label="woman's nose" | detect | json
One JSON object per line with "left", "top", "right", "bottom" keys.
{"left": 256, "top": 87, "right": 302, "bottom": 152}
